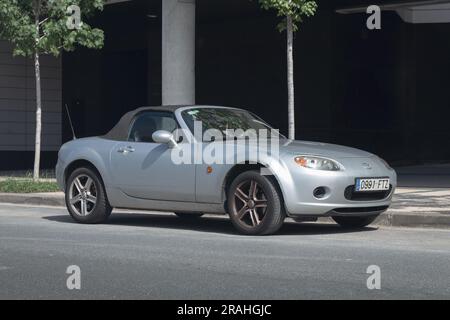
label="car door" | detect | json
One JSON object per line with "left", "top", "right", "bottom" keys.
{"left": 110, "top": 111, "right": 195, "bottom": 202}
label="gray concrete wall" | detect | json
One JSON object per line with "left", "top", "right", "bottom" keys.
{"left": 0, "top": 40, "right": 62, "bottom": 152}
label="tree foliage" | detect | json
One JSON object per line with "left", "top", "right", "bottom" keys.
{"left": 258, "top": 0, "right": 317, "bottom": 32}
{"left": 0, "top": 0, "right": 104, "bottom": 57}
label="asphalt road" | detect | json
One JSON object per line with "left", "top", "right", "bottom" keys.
{"left": 0, "top": 203, "right": 449, "bottom": 300}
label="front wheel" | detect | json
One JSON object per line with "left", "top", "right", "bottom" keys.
{"left": 332, "top": 215, "right": 379, "bottom": 229}
{"left": 65, "top": 167, "right": 112, "bottom": 224}
{"left": 228, "top": 170, "right": 285, "bottom": 235}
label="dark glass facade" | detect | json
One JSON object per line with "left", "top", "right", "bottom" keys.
{"left": 59, "top": 0, "right": 450, "bottom": 168}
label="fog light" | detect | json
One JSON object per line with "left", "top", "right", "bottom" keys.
{"left": 313, "top": 187, "right": 328, "bottom": 199}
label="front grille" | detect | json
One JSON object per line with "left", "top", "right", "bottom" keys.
{"left": 344, "top": 185, "right": 392, "bottom": 201}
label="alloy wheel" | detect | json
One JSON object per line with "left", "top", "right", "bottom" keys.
{"left": 233, "top": 179, "right": 268, "bottom": 228}
{"left": 69, "top": 174, "right": 97, "bottom": 216}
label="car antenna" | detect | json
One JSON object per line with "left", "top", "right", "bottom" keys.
{"left": 65, "top": 103, "right": 77, "bottom": 140}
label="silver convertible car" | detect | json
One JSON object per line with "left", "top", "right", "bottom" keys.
{"left": 56, "top": 105, "right": 396, "bottom": 235}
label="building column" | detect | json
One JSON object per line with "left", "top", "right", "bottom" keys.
{"left": 162, "top": 0, "right": 196, "bottom": 105}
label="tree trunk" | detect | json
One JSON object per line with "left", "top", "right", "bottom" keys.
{"left": 33, "top": 51, "right": 42, "bottom": 181}
{"left": 33, "top": 5, "right": 42, "bottom": 181}
{"left": 286, "top": 15, "right": 295, "bottom": 140}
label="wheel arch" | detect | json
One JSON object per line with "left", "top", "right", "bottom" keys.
{"left": 222, "top": 162, "right": 286, "bottom": 209}
{"left": 64, "top": 159, "right": 106, "bottom": 193}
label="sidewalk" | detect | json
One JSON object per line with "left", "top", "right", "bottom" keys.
{"left": 375, "top": 188, "right": 450, "bottom": 228}
{"left": 0, "top": 187, "right": 449, "bottom": 229}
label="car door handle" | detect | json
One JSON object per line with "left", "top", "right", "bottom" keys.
{"left": 117, "top": 146, "right": 135, "bottom": 154}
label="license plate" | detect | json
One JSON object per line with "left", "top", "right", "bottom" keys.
{"left": 355, "top": 178, "right": 390, "bottom": 192}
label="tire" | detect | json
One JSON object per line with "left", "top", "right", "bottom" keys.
{"left": 65, "top": 167, "right": 112, "bottom": 224}
{"left": 227, "top": 170, "right": 285, "bottom": 235}
{"left": 175, "top": 212, "right": 204, "bottom": 219}
{"left": 332, "top": 214, "right": 379, "bottom": 229}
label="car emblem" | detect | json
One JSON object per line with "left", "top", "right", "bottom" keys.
{"left": 362, "top": 162, "right": 372, "bottom": 170}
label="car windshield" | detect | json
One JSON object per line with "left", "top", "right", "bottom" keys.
{"left": 181, "top": 108, "right": 284, "bottom": 141}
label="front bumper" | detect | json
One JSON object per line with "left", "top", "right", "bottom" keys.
{"left": 281, "top": 156, "right": 397, "bottom": 217}
{"left": 286, "top": 198, "right": 393, "bottom": 217}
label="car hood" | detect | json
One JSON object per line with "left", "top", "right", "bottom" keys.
{"left": 279, "top": 139, "right": 374, "bottom": 159}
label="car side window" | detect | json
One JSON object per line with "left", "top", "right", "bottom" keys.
{"left": 128, "top": 111, "right": 178, "bottom": 143}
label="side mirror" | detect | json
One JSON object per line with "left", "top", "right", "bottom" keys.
{"left": 152, "top": 130, "right": 177, "bottom": 148}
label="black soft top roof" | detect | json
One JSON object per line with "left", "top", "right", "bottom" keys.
{"left": 103, "top": 105, "right": 188, "bottom": 141}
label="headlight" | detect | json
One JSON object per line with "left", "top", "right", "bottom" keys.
{"left": 294, "top": 156, "right": 341, "bottom": 171}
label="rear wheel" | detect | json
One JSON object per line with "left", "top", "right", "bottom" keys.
{"left": 228, "top": 170, "right": 285, "bottom": 235}
{"left": 174, "top": 212, "right": 204, "bottom": 219}
{"left": 332, "top": 215, "right": 379, "bottom": 229}
{"left": 65, "top": 167, "right": 112, "bottom": 224}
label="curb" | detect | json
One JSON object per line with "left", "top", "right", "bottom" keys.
{"left": 0, "top": 192, "right": 449, "bottom": 229}
{"left": 374, "top": 210, "right": 450, "bottom": 229}
{"left": 0, "top": 192, "right": 65, "bottom": 207}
